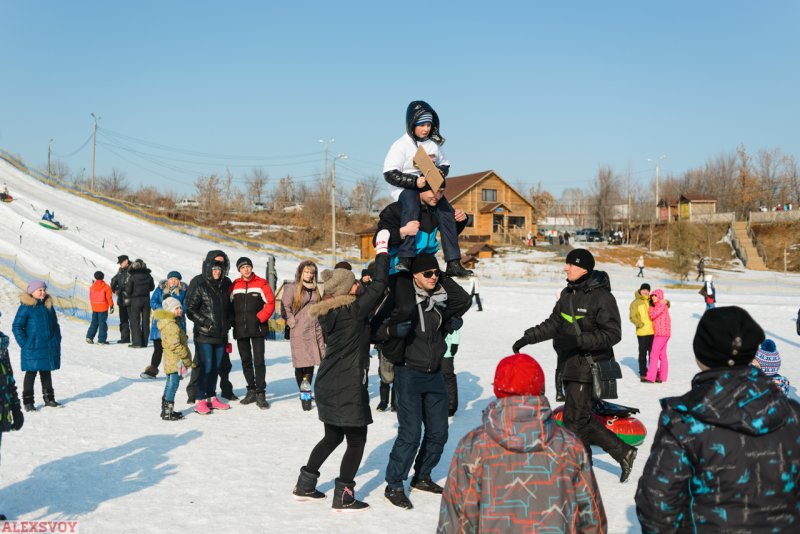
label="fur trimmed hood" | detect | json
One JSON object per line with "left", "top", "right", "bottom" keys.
{"left": 19, "top": 292, "right": 54, "bottom": 308}
{"left": 308, "top": 295, "right": 356, "bottom": 318}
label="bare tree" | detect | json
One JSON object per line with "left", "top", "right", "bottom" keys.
{"left": 245, "top": 167, "right": 269, "bottom": 205}
{"left": 591, "top": 165, "right": 622, "bottom": 232}
{"left": 348, "top": 174, "right": 382, "bottom": 213}
{"left": 98, "top": 167, "right": 129, "bottom": 198}
{"left": 195, "top": 174, "right": 223, "bottom": 218}
{"left": 527, "top": 182, "right": 555, "bottom": 223}
{"left": 270, "top": 175, "right": 297, "bottom": 211}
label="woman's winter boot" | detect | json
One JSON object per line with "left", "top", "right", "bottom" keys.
{"left": 332, "top": 479, "right": 369, "bottom": 513}
{"left": 43, "top": 389, "right": 62, "bottom": 408}
{"left": 140, "top": 365, "right": 158, "bottom": 379}
{"left": 162, "top": 401, "right": 184, "bottom": 421}
{"left": 292, "top": 467, "right": 326, "bottom": 501}
{"left": 22, "top": 391, "right": 36, "bottom": 412}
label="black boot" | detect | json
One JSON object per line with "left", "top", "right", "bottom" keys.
{"left": 43, "top": 389, "right": 62, "bottom": 408}
{"left": 160, "top": 396, "right": 167, "bottom": 418}
{"left": 23, "top": 391, "right": 36, "bottom": 412}
{"left": 240, "top": 390, "right": 257, "bottom": 405}
{"left": 384, "top": 486, "right": 413, "bottom": 509}
{"left": 394, "top": 257, "right": 413, "bottom": 273}
{"left": 410, "top": 476, "right": 443, "bottom": 494}
{"left": 140, "top": 366, "right": 158, "bottom": 379}
{"left": 292, "top": 467, "right": 326, "bottom": 501}
{"left": 256, "top": 392, "right": 270, "bottom": 410}
{"left": 618, "top": 447, "right": 638, "bottom": 483}
{"left": 445, "top": 260, "right": 473, "bottom": 277}
{"left": 162, "top": 401, "right": 184, "bottom": 421}
{"left": 332, "top": 479, "right": 369, "bottom": 513}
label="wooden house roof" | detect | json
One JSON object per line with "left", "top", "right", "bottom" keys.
{"left": 446, "top": 170, "right": 535, "bottom": 210}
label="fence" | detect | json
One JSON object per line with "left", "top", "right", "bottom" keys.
{"left": 749, "top": 210, "right": 800, "bottom": 224}
{"left": 0, "top": 251, "right": 112, "bottom": 325}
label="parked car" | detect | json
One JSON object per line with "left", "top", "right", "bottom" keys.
{"left": 585, "top": 229, "right": 603, "bottom": 242}
{"left": 253, "top": 201, "right": 269, "bottom": 212}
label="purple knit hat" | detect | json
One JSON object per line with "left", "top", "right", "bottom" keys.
{"left": 27, "top": 280, "right": 47, "bottom": 294}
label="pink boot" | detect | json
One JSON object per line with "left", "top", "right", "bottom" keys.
{"left": 209, "top": 397, "right": 231, "bottom": 410}
{"left": 195, "top": 400, "right": 212, "bottom": 415}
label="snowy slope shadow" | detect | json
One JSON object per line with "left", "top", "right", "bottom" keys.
{"left": 57, "top": 376, "right": 137, "bottom": 405}
{"left": 0, "top": 431, "right": 201, "bottom": 519}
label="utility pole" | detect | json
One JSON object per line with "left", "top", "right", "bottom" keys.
{"left": 319, "top": 138, "right": 334, "bottom": 192}
{"left": 90, "top": 113, "right": 99, "bottom": 192}
{"left": 331, "top": 153, "right": 348, "bottom": 266}
{"left": 649, "top": 155, "right": 667, "bottom": 221}
{"left": 48, "top": 139, "right": 53, "bottom": 176}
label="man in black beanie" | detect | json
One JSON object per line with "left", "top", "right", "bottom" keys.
{"left": 636, "top": 306, "right": 800, "bottom": 531}
{"left": 511, "top": 248, "right": 637, "bottom": 482}
{"left": 110, "top": 255, "right": 132, "bottom": 344}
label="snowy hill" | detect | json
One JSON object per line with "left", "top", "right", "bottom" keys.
{"left": 1, "top": 153, "right": 799, "bottom": 533}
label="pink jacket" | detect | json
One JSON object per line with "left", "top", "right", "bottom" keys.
{"left": 648, "top": 289, "right": 671, "bottom": 337}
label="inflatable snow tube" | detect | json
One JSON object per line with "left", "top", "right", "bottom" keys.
{"left": 552, "top": 405, "right": 647, "bottom": 447}
{"left": 1, "top": 196, "right": 12, "bottom": 203}
{"left": 39, "top": 220, "right": 61, "bottom": 230}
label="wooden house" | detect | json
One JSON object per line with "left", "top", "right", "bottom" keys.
{"left": 446, "top": 170, "right": 537, "bottom": 246}
{"left": 658, "top": 193, "right": 717, "bottom": 223}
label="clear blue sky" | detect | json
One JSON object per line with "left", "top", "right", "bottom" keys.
{"left": 2, "top": 1, "right": 798, "bottom": 198}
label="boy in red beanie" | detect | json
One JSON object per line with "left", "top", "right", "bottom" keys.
{"left": 438, "top": 354, "right": 606, "bottom": 534}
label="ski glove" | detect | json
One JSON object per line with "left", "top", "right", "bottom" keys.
{"left": 444, "top": 316, "right": 463, "bottom": 334}
{"left": 109, "top": 307, "right": 115, "bottom": 315}
{"left": 11, "top": 404, "right": 24, "bottom": 431}
{"left": 512, "top": 336, "right": 531, "bottom": 354}
{"left": 375, "top": 229, "right": 390, "bottom": 255}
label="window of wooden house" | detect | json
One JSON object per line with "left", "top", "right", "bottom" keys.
{"left": 508, "top": 216, "right": 526, "bottom": 229}
{"left": 481, "top": 189, "right": 497, "bottom": 202}
{"left": 465, "top": 214, "right": 474, "bottom": 227}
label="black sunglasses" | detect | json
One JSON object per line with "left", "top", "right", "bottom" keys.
{"left": 420, "top": 269, "right": 440, "bottom": 279}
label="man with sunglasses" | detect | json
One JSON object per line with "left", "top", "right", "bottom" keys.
{"left": 382, "top": 253, "right": 469, "bottom": 510}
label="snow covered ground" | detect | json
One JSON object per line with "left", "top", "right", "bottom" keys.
{"left": 1, "top": 158, "right": 799, "bottom": 533}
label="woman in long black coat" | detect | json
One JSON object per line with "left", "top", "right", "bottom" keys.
{"left": 292, "top": 231, "right": 390, "bottom": 512}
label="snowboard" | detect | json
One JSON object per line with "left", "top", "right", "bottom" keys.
{"left": 552, "top": 404, "right": 647, "bottom": 447}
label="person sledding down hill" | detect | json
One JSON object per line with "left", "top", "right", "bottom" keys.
{"left": 0, "top": 183, "right": 11, "bottom": 202}
{"left": 41, "top": 210, "right": 63, "bottom": 229}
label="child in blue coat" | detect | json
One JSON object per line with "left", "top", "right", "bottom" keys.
{"left": 12, "top": 280, "right": 62, "bottom": 411}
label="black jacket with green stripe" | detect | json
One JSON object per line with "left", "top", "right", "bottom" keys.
{"left": 522, "top": 270, "right": 621, "bottom": 383}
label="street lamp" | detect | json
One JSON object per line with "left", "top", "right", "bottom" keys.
{"left": 90, "top": 113, "right": 100, "bottom": 192}
{"left": 648, "top": 155, "right": 667, "bottom": 220}
{"left": 331, "top": 153, "right": 348, "bottom": 266}
{"left": 319, "top": 138, "right": 334, "bottom": 191}
{"left": 48, "top": 139, "right": 53, "bottom": 177}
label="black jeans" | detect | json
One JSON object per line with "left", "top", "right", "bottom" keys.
{"left": 385, "top": 366, "right": 449, "bottom": 487}
{"left": 397, "top": 190, "right": 461, "bottom": 262}
{"left": 306, "top": 423, "right": 368, "bottom": 482}
{"left": 149, "top": 339, "right": 163, "bottom": 369}
{"left": 128, "top": 297, "right": 150, "bottom": 347}
{"left": 237, "top": 337, "right": 266, "bottom": 393}
{"left": 118, "top": 303, "right": 131, "bottom": 342}
{"left": 22, "top": 371, "right": 54, "bottom": 404}
{"left": 186, "top": 343, "right": 234, "bottom": 401}
{"left": 637, "top": 335, "right": 654, "bottom": 377}
{"left": 563, "top": 380, "right": 629, "bottom": 464}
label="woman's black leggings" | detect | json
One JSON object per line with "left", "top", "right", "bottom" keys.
{"left": 305, "top": 423, "right": 368, "bottom": 482}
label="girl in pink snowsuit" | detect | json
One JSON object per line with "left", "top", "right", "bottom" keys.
{"left": 645, "top": 289, "right": 671, "bottom": 383}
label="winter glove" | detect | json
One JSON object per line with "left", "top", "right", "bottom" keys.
{"left": 11, "top": 404, "right": 24, "bottom": 431}
{"left": 374, "top": 229, "right": 390, "bottom": 256}
{"left": 225, "top": 342, "right": 232, "bottom": 354}
{"left": 179, "top": 361, "right": 189, "bottom": 379}
{"left": 512, "top": 335, "right": 531, "bottom": 354}
{"left": 109, "top": 306, "right": 115, "bottom": 315}
{"left": 450, "top": 343, "right": 459, "bottom": 356}
{"left": 444, "top": 316, "right": 464, "bottom": 334}
{"left": 389, "top": 321, "right": 413, "bottom": 339}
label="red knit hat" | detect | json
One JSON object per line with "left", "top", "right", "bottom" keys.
{"left": 493, "top": 354, "right": 545, "bottom": 398}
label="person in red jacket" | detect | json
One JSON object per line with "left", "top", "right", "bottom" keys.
{"left": 229, "top": 257, "right": 275, "bottom": 409}
{"left": 86, "top": 271, "right": 114, "bottom": 344}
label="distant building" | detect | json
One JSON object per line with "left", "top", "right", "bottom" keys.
{"left": 658, "top": 193, "right": 717, "bottom": 222}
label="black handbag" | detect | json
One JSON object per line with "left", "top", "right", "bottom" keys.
{"left": 586, "top": 357, "right": 622, "bottom": 399}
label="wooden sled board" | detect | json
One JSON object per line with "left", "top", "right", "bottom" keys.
{"left": 413, "top": 145, "right": 444, "bottom": 192}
